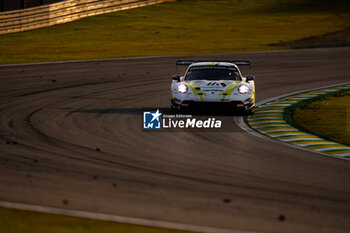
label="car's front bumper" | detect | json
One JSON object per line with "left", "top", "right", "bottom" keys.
{"left": 171, "top": 99, "right": 254, "bottom": 111}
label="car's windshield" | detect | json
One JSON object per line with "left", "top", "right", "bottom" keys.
{"left": 185, "top": 66, "right": 241, "bottom": 81}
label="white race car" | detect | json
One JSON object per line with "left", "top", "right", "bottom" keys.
{"left": 171, "top": 60, "right": 255, "bottom": 113}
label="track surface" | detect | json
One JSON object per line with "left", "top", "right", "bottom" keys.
{"left": 0, "top": 48, "right": 350, "bottom": 233}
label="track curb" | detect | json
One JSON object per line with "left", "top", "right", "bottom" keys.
{"left": 235, "top": 83, "right": 350, "bottom": 160}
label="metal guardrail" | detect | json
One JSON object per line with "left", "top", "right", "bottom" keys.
{"left": 0, "top": 0, "right": 165, "bottom": 34}
{"left": 0, "top": 0, "right": 66, "bottom": 12}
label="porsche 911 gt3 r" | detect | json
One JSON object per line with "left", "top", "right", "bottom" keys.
{"left": 170, "top": 60, "right": 255, "bottom": 113}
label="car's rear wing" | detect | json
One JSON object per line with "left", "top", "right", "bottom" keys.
{"left": 176, "top": 60, "right": 251, "bottom": 67}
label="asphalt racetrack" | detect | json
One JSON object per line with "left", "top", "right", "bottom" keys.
{"left": 0, "top": 48, "right": 350, "bottom": 233}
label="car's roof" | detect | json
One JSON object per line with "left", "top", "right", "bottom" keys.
{"left": 189, "top": 62, "right": 238, "bottom": 68}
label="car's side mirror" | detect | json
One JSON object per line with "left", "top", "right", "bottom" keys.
{"left": 246, "top": 75, "right": 255, "bottom": 82}
{"left": 172, "top": 74, "right": 181, "bottom": 82}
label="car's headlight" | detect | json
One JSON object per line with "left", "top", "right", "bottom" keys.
{"left": 178, "top": 84, "right": 188, "bottom": 94}
{"left": 238, "top": 84, "right": 249, "bottom": 94}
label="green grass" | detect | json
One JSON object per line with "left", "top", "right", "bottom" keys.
{"left": 293, "top": 89, "right": 350, "bottom": 146}
{"left": 0, "top": 207, "right": 198, "bottom": 233}
{"left": 0, "top": 0, "right": 349, "bottom": 64}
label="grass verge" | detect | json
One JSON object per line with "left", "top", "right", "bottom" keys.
{"left": 292, "top": 89, "right": 350, "bottom": 146}
{"left": 0, "top": 207, "right": 198, "bottom": 233}
{"left": 0, "top": 0, "right": 349, "bottom": 64}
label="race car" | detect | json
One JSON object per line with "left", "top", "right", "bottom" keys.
{"left": 170, "top": 60, "right": 255, "bottom": 113}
